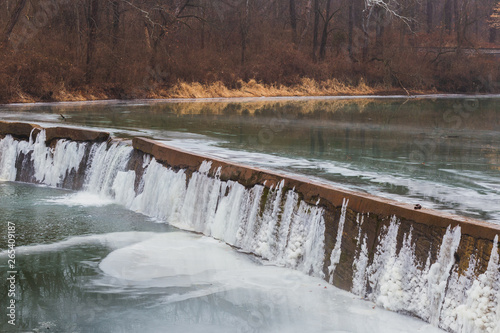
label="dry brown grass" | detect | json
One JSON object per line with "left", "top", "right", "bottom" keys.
{"left": 164, "top": 78, "right": 375, "bottom": 99}
{"left": 1, "top": 76, "right": 411, "bottom": 105}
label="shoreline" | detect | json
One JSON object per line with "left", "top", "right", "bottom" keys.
{"left": 3, "top": 77, "right": 497, "bottom": 106}
{"left": 2, "top": 92, "right": 500, "bottom": 107}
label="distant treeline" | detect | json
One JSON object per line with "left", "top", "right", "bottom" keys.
{"left": 0, "top": 0, "right": 499, "bottom": 103}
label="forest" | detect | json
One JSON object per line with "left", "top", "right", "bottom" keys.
{"left": 0, "top": 0, "right": 499, "bottom": 103}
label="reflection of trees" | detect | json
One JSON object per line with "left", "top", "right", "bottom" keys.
{"left": 310, "top": 127, "right": 325, "bottom": 156}
{"left": 0, "top": 249, "right": 108, "bottom": 332}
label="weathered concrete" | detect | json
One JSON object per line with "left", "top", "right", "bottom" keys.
{"left": 0, "top": 121, "right": 41, "bottom": 140}
{"left": 0, "top": 121, "right": 110, "bottom": 143}
{"left": 45, "top": 126, "right": 109, "bottom": 143}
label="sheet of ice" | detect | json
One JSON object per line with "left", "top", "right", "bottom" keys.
{"left": 97, "top": 231, "right": 446, "bottom": 333}
{"left": 1, "top": 119, "right": 498, "bottom": 223}
{"left": 0, "top": 231, "right": 158, "bottom": 255}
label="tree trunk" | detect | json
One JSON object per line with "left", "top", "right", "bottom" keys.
{"left": 200, "top": 7, "right": 205, "bottom": 49}
{"left": 241, "top": 28, "right": 247, "bottom": 65}
{"left": 489, "top": 27, "right": 497, "bottom": 44}
{"left": 299, "top": 0, "right": 312, "bottom": 47}
{"left": 474, "top": 3, "right": 478, "bottom": 36}
{"left": 85, "top": 0, "right": 99, "bottom": 84}
{"left": 375, "top": 6, "right": 384, "bottom": 55}
{"left": 240, "top": 0, "right": 250, "bottom": 66}
{"left": 454, "top": 0, "right": 462, "bottom": 50}
{"left": 347, "top": 2, "right": 354, "bottom": 60}
{"left": 312, "top": 0, "right": 319, "bottom": 61}
{"left": 444, "top": 0, "right": 452, "bottom": 34}
{"left": 2, "top": 0, "right": 27, "bottom": 46}
{"left": 426, "top": 0, "right": 433, "bottom": 34}
{"left": 319, "top": 0, "right": 332, "bottom": 61}
{"left": 289, "top": 0, "right": 297, "bottom": 44}
{"left": 112, "top": 0, "right": 120, "bottom": 50}
{"left": 75, "top": 3, "right": 82, "bottom": 59}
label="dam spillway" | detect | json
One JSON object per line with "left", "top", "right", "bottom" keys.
{"left": 0, "top": 121, "right": 499, "bottom": 333}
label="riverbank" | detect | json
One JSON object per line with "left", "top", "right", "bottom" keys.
{"left": 1, "top": 78, "right": 433, "bottom": 104}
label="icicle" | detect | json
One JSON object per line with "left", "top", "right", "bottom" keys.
{"left": 209, "top": 181, "right": 246, "bottom": 245}
{"left": 328, "top": 198, "right": 349, "bottom": 282}
{"left": 352, "top": 233, "right": 369, "bottom": 297}
{"left": 456, "top": 235, "right": 500, "bottom": 333}
{"left": 274, "top": 189, "right": 299, "bottom": 264}
{"left": 0, "top": 135, "right": 22, "bottom": 181}
{"left": 254, "top": 180, "right": 285, "bottom": 259}
{"left": 427, "top": 225, "right": 461, "bottom": 326}
{"left": 440, "top": 254, "right": 477, "bottom": 332}
{"left": 235, "top": 185, "right": 266, "bottom": 250}
{"left": 365, "top": 216, "right": 401, "bottom": 308}
{"left": 129, "top": 158, "right": 187, "bottom": 223}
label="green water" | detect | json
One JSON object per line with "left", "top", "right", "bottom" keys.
{"left": 1, "top": 96, "right": 499, "bottom": 222}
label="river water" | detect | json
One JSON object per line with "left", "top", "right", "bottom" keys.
{"left": 1, "top": 96, "right": 499, "bottom": 223}
{"left": 0, "top": 96, "right": 498, "bottom": 332}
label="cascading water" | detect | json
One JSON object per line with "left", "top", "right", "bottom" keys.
{"left": 0, "top": 131, "right": 327, "bottom": 277}
{"left": 0, "top": 130, "right": 499, "bottom": 333}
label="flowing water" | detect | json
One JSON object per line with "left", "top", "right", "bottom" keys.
{"left": 0, "top": 96, "right": 499, "bottom": 332}
{"left": 0, "top": 182, "right": 443, "bottom": 333}
{"left": 1, "top": 96, "right": 499, "bottom": 223}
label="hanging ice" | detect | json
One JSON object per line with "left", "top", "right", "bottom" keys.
{"left": 328, "top": 198, "right": 349, "bottom": 283}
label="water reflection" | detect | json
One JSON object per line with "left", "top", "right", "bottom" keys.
{"left": 1, "top": 97, "right": 499, "bottom": 222}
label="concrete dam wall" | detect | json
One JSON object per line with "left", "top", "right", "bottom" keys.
{"left": 0, "top": 121, "right": 499, "bottom": 333}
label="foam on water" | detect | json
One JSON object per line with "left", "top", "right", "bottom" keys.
{"left": 43, "top": 192, "right": 116, "bottom": 207}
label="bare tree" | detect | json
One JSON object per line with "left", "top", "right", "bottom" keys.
{"left": 426, "top": 0, "right": 433, "bottom": 33}
{"left": 312, "top": 0, "right": 320, "bottom": 61}
{"left": 290, "top": 0, "right": 298, "bottom": 44}
{"left": 1, "top": 0, "right": 27, "bottom": 46}
{"left": 361, "top": 0, "right": 411, "bottom": 61}
{"left": 319, "top": 0, "right": 341, "bottom": 60}
{"left": 85, "top": 0, "right": 99, "bottom": 83}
